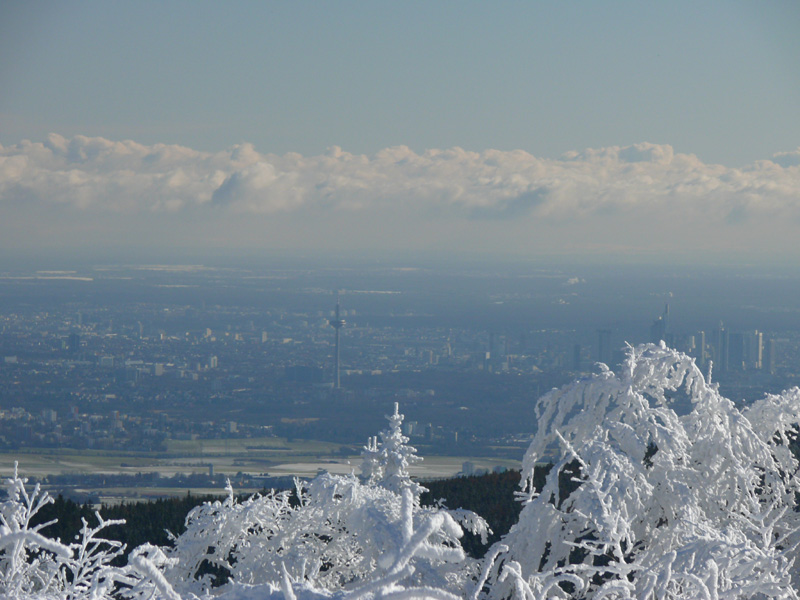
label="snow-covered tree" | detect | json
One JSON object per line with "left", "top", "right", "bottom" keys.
{"left": 165, "top": 403, "right": 486, "bottom": 597}
{"left": 1, "top": 403, "right": 489, "bottom": 600}
{"left": 486, "top": 343, "right": 800, "bottom": 600}
{"left": 360, "top": 435, "right": 383, "bottom": 484}
{"left": 5, "top": 347, "right": 800, "bottom": 600}
{"left": 361, "top": 402, "right": 424, "bottom": 497}
{"left": 0, "top": 464, "right": 151, "bottom": 600}
{"left": 0, "top": 465, "right": 70, "bottom": 598}
{"left": 165, "top": 475, "right": 482, "bottom": 599}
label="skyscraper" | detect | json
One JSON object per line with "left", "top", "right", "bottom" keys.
{"left": 650, "top": 303, "right": 670, "bottom": 345}
{"left": 714, "top": 323, "right": 729, "bottom": 372}
{"left": 728, "top": 332, "right": 745, "bottom": 371}
{"left": 693, "top": 330, "right": 705, "bottom": 371}
{"left": 764, "top": 338, "right": 777, "bottom": 374}
{"left": 747, "top": 330, "right": 763, "bottom": 370}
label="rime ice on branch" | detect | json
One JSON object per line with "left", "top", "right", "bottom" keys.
{"left": 5, "top": 345, "right": 800, "bottom": 599}
{"left": 488, "top": 343, "right": 800, "bottom": 600}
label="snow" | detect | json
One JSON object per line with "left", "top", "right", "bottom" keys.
{"left": 2, "top": 344, "right": 800, "bottom": 599}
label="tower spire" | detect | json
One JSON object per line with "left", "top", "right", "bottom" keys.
{"left": 329, "top": 292, "right": 346, "bottom": 388}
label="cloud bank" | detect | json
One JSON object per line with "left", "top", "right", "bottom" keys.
{"left": 2, "top": 134, "right": 799, "bottom": 260}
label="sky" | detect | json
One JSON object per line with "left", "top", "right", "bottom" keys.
{"left": 1, "top": 1, "right": 799, "bottom": 265}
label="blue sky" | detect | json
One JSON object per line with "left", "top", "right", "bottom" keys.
{"left": 3, "top": 1, "right": 799, "bottom": 164}
{"left": 1, "top": 1, "right": 799, "bottom": 263}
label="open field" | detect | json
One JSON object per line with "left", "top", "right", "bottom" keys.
{"left": 0, "top": 437, "right": 520, "bottom": 501}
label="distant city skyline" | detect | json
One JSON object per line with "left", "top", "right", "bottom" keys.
{"left": 1, "top": 2, "right": 799, "bottom": 264}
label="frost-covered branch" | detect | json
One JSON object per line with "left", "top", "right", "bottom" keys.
{"left": 487, "top": 343, "right": 800, "bottom": 600}
{"left": 6, "top": 349, "right": 800, "bottom": 600}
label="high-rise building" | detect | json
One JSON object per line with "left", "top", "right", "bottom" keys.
{"left": 67, "top": 332, "right": 80, "bottom": 353}
{"left": 695, "top": 330, "right": 706, "bottom": 370}
{"left": 489, "top": 333, "right": 506, "bottom": 372}
{"left": 764, "top": 338, "right": 777, "bottom": 374}
{"left": 714, "top": 323, "right": 729, "bottom": 372}
{"left": 650, "top": 304, "right": 670, "bottom": 344}
{"left": 728, "top": 332, "right": 745, "bottom": 371}
{"left": 747, "top": 330, "right": 763, "bottom": 370}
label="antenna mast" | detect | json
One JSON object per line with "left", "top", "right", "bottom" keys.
{"left": 329, "top": 292, "right": 346, "bottom": 388}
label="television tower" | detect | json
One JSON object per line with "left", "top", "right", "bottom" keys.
{"left": 329, "top": 294, "right": 346, "bottom": 388}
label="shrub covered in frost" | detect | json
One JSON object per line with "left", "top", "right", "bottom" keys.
{"left": 487, "top": 343, "right": 800, "bottom": 600}
{"left": 162, "top": 402, "right": 487, "bottom": 598}
{"left": 1, "top": 404, "right": 487, "bottom": 600}
{"left": 3, "top": 344, "right": 800, "bottom": 600}
{"left": 0, "top": 464, "right": 174, "bottom": 600}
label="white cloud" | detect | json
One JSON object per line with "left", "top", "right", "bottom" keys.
{"left": 3, "top": 134, "right": 800, "bottom": 221}
{"left": 770, "top": 149, "right": 800, "bottom": 169}
{"left": 2, "top": 134, "right": 800, "bottom": 259}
